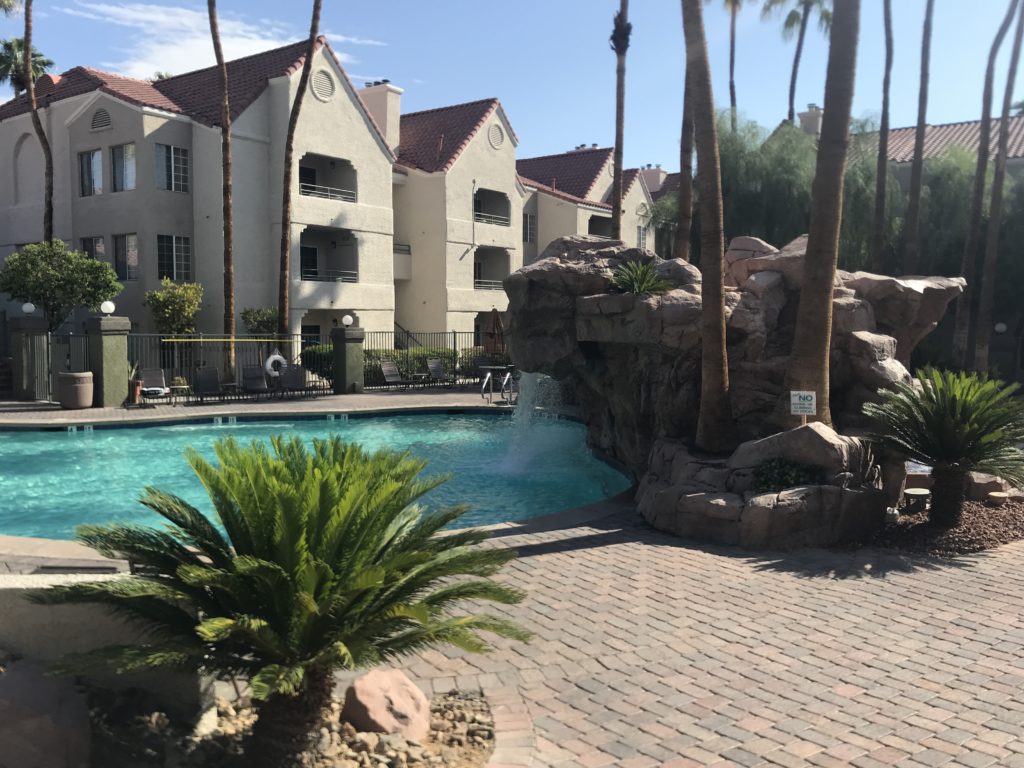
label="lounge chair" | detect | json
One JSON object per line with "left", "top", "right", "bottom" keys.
{"left": 139, "top": 368, "right": 170, "bottom": 404}
{"left": 242, "top": 365, "right": 271, "bottom": 399}
{"left": 281, "top": 364, "right": 311, "bottom": 398}
{"left": 193, "top": 366, "right": 223, "bottom": 403}
{"left": 380, "top": 360, "right": 423, "bottom": 390}
{"left": 426, "top": 358, "right": 452, "bottom": 387}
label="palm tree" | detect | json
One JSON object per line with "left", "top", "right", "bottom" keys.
{"left": 867, "top": 0, "right": 893, "bottom": 274}
{"left": 278, "top": 0, "right": 322, "bottom": 337}
{"left": 609, "top": 0, "right": 631, "bottom": 241}
{"left": 715, "top": 0, "right": 745, "bottom": 132}
{"left": 864, "top": 368, "right": 1024, "bottom": 527}
{"left": 207, "top": 0, "right": 235, "bottom": 377}
{"left": 1015, "top": 99, "right": 1024, "bottom": 116}
{"left": 0, "top": 37, "right": 52, "bottom": 96}
{"left": 901, "top": 0, "right": 936, "bottom": 275}
{"left": 22, "top": 0, "right": 53, "bottom": 242}
{"left": 780, "top": 0, "right": 860, "bottom": 428}
{"left": 952, "top": 0, "right": 1019, "bottom": 368}
{"left": 33, "top": 436, "right": 529, "bottom": 768}
{"left": 683, "top": 0, "right": 731, "bottom": 452}
{"left": 675, "top": 67, "right": 695, "bottom": 262}
{"left": 762, "top": 0, "right": 833, "bottom": 123}
{"left": 973, "top": 0, "right": 1024, "bottom": 373}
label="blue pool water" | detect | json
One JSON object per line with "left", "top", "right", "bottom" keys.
{"left": 0, "top": 413, "right": 631, "bottom": 540}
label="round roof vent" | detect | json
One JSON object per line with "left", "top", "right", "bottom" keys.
{"left": 488, "top": 123, "right": 505, "bottom": 149}
{"left": 311, "top": 69, "right": 336, "bottom": 101}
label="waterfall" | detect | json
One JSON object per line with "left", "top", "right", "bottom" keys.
{"left": 499, "top": 372, "right": 565, "bottom": 474}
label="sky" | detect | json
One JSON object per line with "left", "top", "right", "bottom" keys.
{"left": 2, "top": 0, "right": 1020, "bottom": 173}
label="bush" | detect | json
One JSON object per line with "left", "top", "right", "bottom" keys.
{"left": 754, "top": 458, "right": 821, "bottom": 493}
{"left": 864, "top": 367, "right": 1024, "bottom": 527}
{"left": 240, "top": 307, "right": 279, "bottom": 336}
{"left": 299, "top": 343, "right": 333, "bottom": 382}
{"left": 144, "top": 278, "right": 203, "bottom": 335}
{"left": 612, "top": 261, "right": 671, "bottom": 295}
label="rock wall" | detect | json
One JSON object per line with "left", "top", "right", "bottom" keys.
{"left": 505, "top": 234, "right": 964, "bottom": 476}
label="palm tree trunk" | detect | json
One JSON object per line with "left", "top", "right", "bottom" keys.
{"left": 781, "top": 0, "right": 860, "bottom": 429}
{"left": 610, "top": 0, "right": 630, "bottom": 241}
{"left": 278, "top": 0, "right": 322, "bottom": 337}
{"left": 901, "top": 0, "right": 935, "bottom": 275}
{"left": 930, "top": 465, "right": 967, "bottom": 528}
{"left": 208, "top": 0, "right": 235, "bottom": 378}
{"left": 867, "top": 0, "right": 893, "bottom": 274}
{"left": 953, "top": 0, "right": 1019, "bottom": 368}
{"left": 23, "top": 0, "right": 53, "bottom": 242}
{"left": 683, "top": 0, "right": 731, "bottom": 452}
{"left": 973, "top": 0, "right": 1024, "bottom": 373}
{"left": 675, "top": 66, "right": 694, "bottom": 262}
{"left": 247, "top": 666, "right": 334, "bottom": 768}
{"left": 729, "top": 3, "right": 738, "bottom": 133}
{"left": 787, "top": 1, "right": 812, "bottom": 123}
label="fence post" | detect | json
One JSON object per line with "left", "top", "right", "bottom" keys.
{"left": 85, "top": 315, "right": 131, "bottom": 407}
{"left": 330, "top": 323, "right": 365, "bottom": 395}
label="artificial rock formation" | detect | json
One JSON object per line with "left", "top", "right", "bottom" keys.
{"left": 504, "top": 235, "right": 963, "bottom": 548}
{"left": 505, "top": 234, "right": 964, "bottom": 476}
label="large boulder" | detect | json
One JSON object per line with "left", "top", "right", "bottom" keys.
{"left": 341, "top": 669, "right": 430, "bottom": 742}
{"left": 0, "top": 658, "right": 91, "bottom": 768}
{"left": 728, "top": 422, "right": 863, "bottom": 476}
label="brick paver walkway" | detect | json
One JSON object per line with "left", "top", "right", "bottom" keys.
{"left": 403, "top": 504, "right": 1024, "bottom": 768}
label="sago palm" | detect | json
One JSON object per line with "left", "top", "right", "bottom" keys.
{"left": 33, "top": 436, "right": 530, "bottom": 768}
{"left": 612, "top": 260, "right": 670, "bottom": 294}
{"left": 864, "top": 367, "right": 1024, "bottom": 527}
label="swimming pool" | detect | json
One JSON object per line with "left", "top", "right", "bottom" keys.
{"left": 0, "top": 413, "right": 632, "bottom": 540}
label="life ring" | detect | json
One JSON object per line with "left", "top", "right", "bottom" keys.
{"left": 264, "top": 352, "right": 287, "bottom": 377}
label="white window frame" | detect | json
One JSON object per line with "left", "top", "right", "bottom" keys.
{"left": 157, "top": 234, "right": 192, "bottom": 281}
{"left": 113, "top": 233, "right": 138, "bottom": 281}
{"left": 156, "top": 143, "right": 190, "bottom": 193}
{"left": 523, "top": 212, "right": 537, "bottom": 244}
{"left": 78, "top": 149, "right": 102, "bottom": 197}
{"left": 111, "top": 143, "right": 136, "bottom": 192}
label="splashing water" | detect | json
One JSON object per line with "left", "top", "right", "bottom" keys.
{"left": 499, "top": 372, "right": 567, "bottom": 474}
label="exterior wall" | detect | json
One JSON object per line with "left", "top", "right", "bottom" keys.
{"left": 536, "top": 191, "right": 583, "bottom": 254}
{"left": 620, "top": 181, "right": 653, "bottom": 249}
{"left": 393, "top": 171, "right": 447, "bottom": 330}
{"left": 521, "top": 192, "right": 539, "bottom": 263}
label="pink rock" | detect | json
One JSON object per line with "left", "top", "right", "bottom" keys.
{"left": 341, "top": 669, "right": 430, "bottom": 741}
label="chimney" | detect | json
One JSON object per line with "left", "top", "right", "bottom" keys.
{"left": 640, "top": 164, "right": 668, "bottom": 193}
{"left": 798, "top": 103, "right": 823, "bottom": 138}
{"left": 591, "top": 143, "right": 598, "bottom": 148}
{"left": 359, "top": 80, "right": 404, "bottom": 150}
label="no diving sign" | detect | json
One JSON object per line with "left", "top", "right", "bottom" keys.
{"left": 790, "top": 390, "right": 817, "bottom": 417}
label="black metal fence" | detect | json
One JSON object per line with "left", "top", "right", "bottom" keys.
{"left": 362, "top": 330, "right": 511, "bottom": 388}
{"left": 127, "top": 333, "right": 331, "bottom": 388}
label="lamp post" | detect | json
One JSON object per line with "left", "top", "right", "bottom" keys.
{"left": 21, "top": 302, "right": 35, "bottom": 315}
{"left": 100, "top": 301, "right": 115, "bottom": 316}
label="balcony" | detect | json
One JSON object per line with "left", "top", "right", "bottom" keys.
{"left": 587, "top": 214, "right": 613, "bottom": 238}
{"left": 473, "top": 188, "right": 511, "bottom": 227}
{"left": 298, "top": 225, "right": 359, "bottom": 284}
{"left": 299, "top": 153, "right": 357, "bottom": 203}
{"left": 473, "top": 246, "right": 510, "bottom": 291}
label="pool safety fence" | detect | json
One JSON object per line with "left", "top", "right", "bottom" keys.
{"left": 361, "top": 330, "right": 511, "bottom": 388}
{"left": 127, "top": 333, "right": 331, "bottom": 390}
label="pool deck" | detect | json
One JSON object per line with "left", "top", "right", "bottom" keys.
{"left": 6, "top": 395, "right": 1024, "bottom": 766}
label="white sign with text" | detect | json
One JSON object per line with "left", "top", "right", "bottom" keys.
{"left": 790, "top": 390, "right": 817, "bottom": 416}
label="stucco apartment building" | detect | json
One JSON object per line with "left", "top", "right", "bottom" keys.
{"left": 0, "top": 37, "right": 654, "bottom": 337}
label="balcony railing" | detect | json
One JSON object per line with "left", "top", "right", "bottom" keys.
{"left": 474, "top": 278, "right": 505, "bottom": 290}
{"left": 300, "top": 182, "right": 356, "bottom": 203}
{"left": 393, "top": 243, "right": 411, "bottom": 254}
{"left": 473, "top": 211, "right": 510, "bottom": 226}
{"left": 301, "top": 269, "right": 359, "bottom": 283}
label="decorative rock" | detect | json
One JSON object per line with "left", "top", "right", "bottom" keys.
{"left": 0, "top": 659, "right": 91, "bottom": 768}
{"left": 728, "top": 422, "right": 860, "bottom": 475}
{"left": 967, "top": 472, "right": 1013, "bottom": 501}
{"left": 341, "top": 670, "right": 430, "bottom": 742}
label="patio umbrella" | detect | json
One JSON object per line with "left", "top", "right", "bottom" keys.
{"left": 483, "top": 308, "right": 506, "bottom": 356}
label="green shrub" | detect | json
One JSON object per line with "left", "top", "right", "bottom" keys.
{"left": 864, "top": 367, "right": 1024, "bottom": 527}
{"left": 299, "top": 343, "right": 333, "bottom": 382}
{"left": 754, "top": 458, "right": 821, "bottom": 493}
{"left": 612, "top": 261, "right": 671, "bottom": 295}
{"left": 33, "top": 436, "right": 530, "bottom": 765}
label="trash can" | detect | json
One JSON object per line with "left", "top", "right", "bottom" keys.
{"left": 57, "top": 371, "right": 94, "bottom": 410}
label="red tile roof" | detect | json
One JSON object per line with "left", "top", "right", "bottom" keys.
{"left": 882, "top": 116, "right": 1024, "bottom": 162}
{"left": 397, "top": 98, "right": 508, "bottom": 173}
{"left": 518, "top": 174, "right": 611, "bottom": 209}
{"left": 651, "top": 171, "right": 682, "bottom": 201}
{"left": 516, "top": 147, "right": 613, "bottom": 200}
{"left": 0, "top": 37, "right": 389, "bottom": 155}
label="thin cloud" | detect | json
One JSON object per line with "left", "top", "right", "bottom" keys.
{"left": 322, "top": 29, "right": 386, "bottom": 47}
{"left": 54, "top": 1, "right": 364, "bottom": 78}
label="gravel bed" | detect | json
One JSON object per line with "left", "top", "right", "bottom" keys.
{"left": 866, "top": 499, "right": 1024, "bottom": 557}
{"left": 88, "top": 687, "right": 494, "bottom": 768}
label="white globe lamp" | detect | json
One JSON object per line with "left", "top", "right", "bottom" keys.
{"left": 341, "top": 314, "right": 354, "bottom": 327}
{"left": 21, "top": 302, "right": 35, "bottom": 315}
{"left": 100, "top": 300, "right": 115, "bottom": 316}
